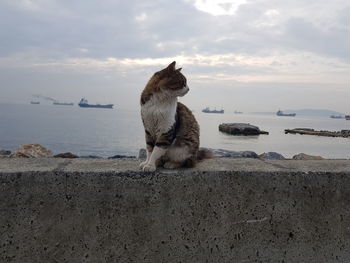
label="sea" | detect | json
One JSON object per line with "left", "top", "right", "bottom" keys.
{"left": 0, "top": 103, "right": 349, "bottom": 159}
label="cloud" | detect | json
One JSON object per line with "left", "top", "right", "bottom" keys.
{"left": 2, "top": 0, "right": 349, "bottom": 60}
{"left": 2, "top": 49, "right": 349, "bottom": 85}
{"left": 0, "top": 0, "right": 350, "bottom": 112}
{"left": 192, "top": 0, "right": 248, "bottom": 15}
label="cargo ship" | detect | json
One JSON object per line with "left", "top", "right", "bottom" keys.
{"left": 276, "top": 110, "right": 296, "bottom": 117}
{"left": 346, "top": 115, "right": 350, "bottom": 120}
{"left": 78, "top": 98, "right": 114, "bottom": 109}
{"left": 202, "top": 107, "right": 224, "bottom": 114}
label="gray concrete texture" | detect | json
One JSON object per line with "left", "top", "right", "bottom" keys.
{"left": 1, "top": 158, "right": 350, "bottom": 262}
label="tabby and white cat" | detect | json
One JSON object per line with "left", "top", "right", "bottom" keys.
{"left": 140, "top": 61, "right": 210, "bottom": 172}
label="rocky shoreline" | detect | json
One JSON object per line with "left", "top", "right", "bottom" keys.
{"left": 0, "top": 144, "right": 137, "bottom": 159}
{"left": 0, "top": 143, "right": 335, "bottom": 161}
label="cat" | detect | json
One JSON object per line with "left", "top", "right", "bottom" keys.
{"left": 140, "top": 61, "right": 211, "bottom": 172}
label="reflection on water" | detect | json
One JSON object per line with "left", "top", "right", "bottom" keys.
{"left": 0, "top": 103, "right": 349, "bottom": 158}
{"left": 220, "top": 134, "right": 260, "bottom": 141}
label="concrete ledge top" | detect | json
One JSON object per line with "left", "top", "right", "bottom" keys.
{"left": 1, "top": 158, "right": 350, "bottom": 174}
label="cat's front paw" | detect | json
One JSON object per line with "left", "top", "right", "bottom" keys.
{"left": 139, "top": 161, "right": 148, "bottom": 170}
{"left": 142, "top": 163, "right": 156, "bottom": 172}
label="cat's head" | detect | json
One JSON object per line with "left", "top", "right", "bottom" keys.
{"left": 146, "top": 61, "right": 189, "bottom": 98}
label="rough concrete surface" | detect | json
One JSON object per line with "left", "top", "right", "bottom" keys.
{"left": 1, "top": 158, "right": 350, "bottom": 262}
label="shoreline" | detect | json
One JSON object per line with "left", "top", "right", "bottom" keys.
{"left": 1, "top": 144, "right": 349, "bottom": 160}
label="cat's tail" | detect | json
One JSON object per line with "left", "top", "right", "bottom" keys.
{"left": 183, "top": 148, "right": 213, "bottom": 168}
{"left": 197, "top": 148, "right": 214, "bottom": 161}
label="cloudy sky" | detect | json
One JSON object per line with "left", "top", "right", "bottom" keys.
{"left": 1, "top": 0, "right": 350, "bottom": 113}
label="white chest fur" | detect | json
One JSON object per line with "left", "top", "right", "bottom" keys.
{"left": 141, "top": 96, "right": 177, "bottom": 136}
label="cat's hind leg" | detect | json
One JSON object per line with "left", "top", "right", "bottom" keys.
{"left": 163, "top": 146, "right": 192, "bottom": 169}
{"left": 163, "top": 161, "right": 182, "bottom": 169}
{"left": 163, "top": 157, "right": 196, "bottom": 169}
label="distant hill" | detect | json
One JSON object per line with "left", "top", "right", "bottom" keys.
{"left": 283, "top": 109, "right": 345, "bottom": 117}
{"left": 251, "top": 111, "right": 275, "bottom": 115}
{"left": 252, "top": 109, "right": 345, "bottom": 117}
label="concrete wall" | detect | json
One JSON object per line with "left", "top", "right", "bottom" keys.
{"left": 1, "top": 158, "right": 350, "bottom": 262}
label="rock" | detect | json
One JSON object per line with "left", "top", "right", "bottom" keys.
{"left": 138, "top": 148, "right": 147, "bottom": 159}
{"left": 259, "top": 152, "right": 286, "bottom": 160}
{"left": 207, "top": 148, "right": 258, "bottom": 158}
{"left": 10, "top": 152, "right": 30, "bottom": 158}
{"left": 108, "top": 155, "right": 136, "bottom": 159}
{"left": 10, "top": 144, "right": 53, "bottom": 158}
{"left": 0, "top": 149, "right": 11, "bottom": 156}
{"left": 219, "top": 123, "right": 269, "bottom": 136}
{"left": 54, "top": 152, "right": 79, "bottom": 158}
{"left": 80, "top": 155, "right": 102, "bottom": 159}
{"left": 292, "top": 153, "right": 324, "bottom": 160}
{"left": 341, "top": 130, "right": 350, "bottom": 136}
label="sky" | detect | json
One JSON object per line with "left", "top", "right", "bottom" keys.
{"left": 0, "top": 0, "right": 350, "bottom": 113}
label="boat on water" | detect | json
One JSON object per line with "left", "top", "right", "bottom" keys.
{"left": 202, "top": 107, "right": 224, "bottom": 114}
{"left": 330, "top": 115, "right": 343, "bottom": 119}
{"left": 30, "top": 101, "right": 40, "bottom": 105}
{"left": 53, "top": 101, "right": 74, "bottom": 106}
{"left": 78, "top": 98, "right": 114, "bottom": 109}
{"left": 234, "top": 110, "right": 243, "bottom": 114}
{"left": 346, "top": 115, "right": 350, "bottom": 120}
{"left": 276, "top": 110, "right": 296, "bottom": 117}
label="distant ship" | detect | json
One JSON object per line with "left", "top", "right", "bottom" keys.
{"left": 30, "top": 101, "right": 40, "bottom": 105}
{"left": 276, "top": 110, "right": 296, "bottom": 117}
{"left": 78, "top": 98, "right": 114, "bottom": 109}
{"left": 234, "top": 110, "right": 243, "bottom": 114}
{"left": 202, "top": 107, "right": 224, "bottom": 114}
{"left": 53, "top": 101, "right": 74, "bottom": 106}
{"left": 346, "top": 115, "right": 350, "bottom": 120}
{"left": 330, "top": 115, "right": 343, "bottom": 119}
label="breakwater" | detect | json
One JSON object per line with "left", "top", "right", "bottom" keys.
{"left": 285, "top": 128, "right": 350, "bottom": 138}
{"left": 1, "top": 158, "right": 350, "bottom": 262}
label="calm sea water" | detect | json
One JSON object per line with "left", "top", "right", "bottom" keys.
{"left": 0, "top": 103, "right": 349, "bottom": 158}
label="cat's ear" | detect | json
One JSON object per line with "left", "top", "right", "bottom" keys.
{"left": 167, "top": 61, "right": 176, "bottom": 72}
{"left": 176, "top": 68, "right": 182, "bottom": 72}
